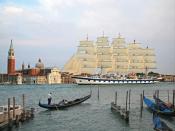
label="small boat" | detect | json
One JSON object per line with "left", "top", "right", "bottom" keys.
{"left": 39, "top": 92, "right": 91, "bottom": 110}
{"left": 143, "top": 96, "right": 175, "bottom": 116}
{"left": 153, "top": 113, "right": 172, "bottom": 131}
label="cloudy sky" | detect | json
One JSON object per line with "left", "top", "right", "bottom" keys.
{"left": 0, "top": 0, "right": 175, "bottom": 74}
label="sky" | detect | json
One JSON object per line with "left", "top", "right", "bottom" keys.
{"left": 0, "top": 0, "right": 175, "bottom": 74}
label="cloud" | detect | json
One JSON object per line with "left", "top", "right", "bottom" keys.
{"left": 3, "top": 6, "right": 23, "bottom": 14}
{"left": 0, "top": 0, "right": 175, "bottom": 74}
{"left": 77, "top": 0, "right": 175, "bottom": 39}
{"left": 39, "top": 0, "right": 74, "bottom": 10}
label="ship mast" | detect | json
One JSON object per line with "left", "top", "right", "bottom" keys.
{"left": 145, "top": 66, "right": 148, "bottom": 79}
{"left": 86, "top": 34, "right": 88, "bottom": 41}
{"left": 102, "top": 31, "right": 104, "bottom": 37}
{"left": 144, "top": 45, "right": 156, "bottom": 78}
{"left": 101, "top": 31, "right": 104, "bottom": 75}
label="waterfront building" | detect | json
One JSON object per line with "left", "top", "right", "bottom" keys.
{"left": 61, "top": 72, "right": 75, "bottom": 84}
{"left": 63, "top": 34, "right": 156, "bottom": 75}
{"left": 36, "top": 76, "right": 47, "bottom": 84}
{"left": 20, "top": 59, "right": 61, "bottom": 84}
{"left": 23, "top": 75, "right": 46, "bottom": 84}
{"left": 8, "top": 73, "right": 22, "bottom": 84}
{"left": 161, "top": 75, "right": 175, "bottom": 82}
{"left": 47, "top": 68, "right": 61, "bottom": 84}
{"left": 23, "top": 76, "right": 37, "bottom": 84}
{"left": 22, "top": 69, "right": 62, "bottom": 84}
{"left": 0, "top": 74, "right": 9, "bottom": 84}
{"left": 22, "top": 66, "right": 43, "bottom": 84}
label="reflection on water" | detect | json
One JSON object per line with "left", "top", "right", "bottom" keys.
{"left": 0, "top": 82, "right": 175, "bottom": 131}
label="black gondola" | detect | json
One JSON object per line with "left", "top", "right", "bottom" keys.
{"left": 153, "top": 95, "right": 175, "bottom": 111}
{"left": 39, "top": 92, "right": 91, "bottom": 110}
{"left": 143, "top": 96, "right": 175, "bottom": 116}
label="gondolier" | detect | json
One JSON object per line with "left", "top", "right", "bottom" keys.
{"left": 48, "top": 92, "right": 52, "bottom": 105}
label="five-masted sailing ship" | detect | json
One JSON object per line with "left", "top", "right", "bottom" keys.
{"left": 64, "top": 34, "right": 157, "bottom": 84}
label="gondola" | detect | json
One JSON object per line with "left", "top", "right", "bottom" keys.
{"left": 39, "top": 92, "right": 91, "bottom": 110}
{"left": 153, "top": 95, "right": 175, "bottom": 111}
{"left": 143, "top": 96, "right": 175, "bottom": 116}
{"left": 153, "top": 113, "right": 172, "bottom": 131}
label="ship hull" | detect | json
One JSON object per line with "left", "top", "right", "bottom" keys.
{"left": 72, "top": 76, "right": 159, "bottom": 85}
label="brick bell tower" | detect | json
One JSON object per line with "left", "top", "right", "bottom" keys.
{"left": 7, "top": 40, "right": 16, "bottom": 75}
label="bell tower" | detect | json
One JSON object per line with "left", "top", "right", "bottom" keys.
{"left": 7, "top": 40, "right": 16, "bottom": 74}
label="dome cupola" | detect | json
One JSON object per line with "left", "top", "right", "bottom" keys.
{"left": 35, "top": 58, "right": 44, "bottom": 69}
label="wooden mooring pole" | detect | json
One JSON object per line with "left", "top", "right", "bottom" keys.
{"left": 8, "top": 98, "right": 13, "bottom": 128}
{"left": 30, "top": 108, "right": 34, "bottom": 118}
{"left": 126, "top": 91, "right": 128, "bottom": 111}
{"left": 13, "top": 97, "right": 15, "bottom": 119}
{"left": 129, "top": 89, "right": 131, "bottom": 110}
{"left": 97, "top": 86, "right": 99, "bottom": 100}
{"left": 157, "top": 90, "right": 159, "bottom": 99}
{"left": 173, "top": 90, "right": 175, "bottom": 107}
{"left": 8, "top": 98, "right": 10, "bottom": 122}
{"left": 142, "top": 90, "right": 145, "bottom": 117}
{"left": 22, "top": 94, "right": 25, "bottom": 110}
{"left": 167, "top": 90, "right": 169, "bottom": 103}
{"left": 21, "top": 94, "right": 26, "bottom": 122}
{"left": 140, "top": 94, "right": 143, "bottom": 118}
{"left": 115, "top": 91, "right": 117, "bottom": 105}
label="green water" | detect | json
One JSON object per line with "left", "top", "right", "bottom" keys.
{"left": 0, "top": 82, "right": 175, "bottom": 131}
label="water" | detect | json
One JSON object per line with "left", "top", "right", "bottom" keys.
{"left": 0, "top": 83, "right": 175, "bottom": 131}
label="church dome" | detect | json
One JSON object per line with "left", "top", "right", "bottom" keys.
{"left": 35, "top": 58, "right": 44, "bottom": 69}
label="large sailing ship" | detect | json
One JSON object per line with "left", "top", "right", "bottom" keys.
{"left": 64, "top": 34, "right": 157, "bottom": 84}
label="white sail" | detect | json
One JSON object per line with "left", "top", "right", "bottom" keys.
{"left": 111, "top": 35, "right": 128, "bottom": 74}
{"left": 63, "top": 35, "right": 156, "bottom": 75}
{"left": 96, "top": 36, "right": 112, "bottom": 74}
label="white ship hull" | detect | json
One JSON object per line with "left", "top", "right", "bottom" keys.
{"left": 72, "top": 76, "right": 159, "bottom": 85}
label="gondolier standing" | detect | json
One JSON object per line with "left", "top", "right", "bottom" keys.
{"left": 48, "top": 92, "right": 52, "bottom": 105}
